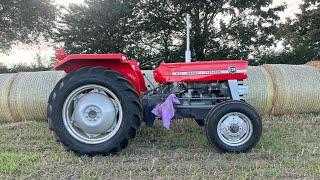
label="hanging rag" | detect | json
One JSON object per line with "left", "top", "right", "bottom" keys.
{"left": 151, "top": 94, "right": 181, "bottom": 129}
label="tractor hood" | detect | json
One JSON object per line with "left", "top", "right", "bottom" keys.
{"left": 154, "top": 60, "right": 248, "bottom": 83}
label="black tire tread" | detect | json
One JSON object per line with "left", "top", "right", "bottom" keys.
{"left": 47, "top": 67, "right": 142, "bottom": 155}
{"left": 205, "top": 100, "right": 262, "bottom": 153}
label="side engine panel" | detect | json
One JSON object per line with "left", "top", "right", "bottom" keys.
{"left": 143, "top": 60, "right": 249, "bottom": 126}
{"left": 142, "top": 79, "right": 248, "bottom": 126}
{"left": 165, "top": 81, "right": 231, "bottom": 106}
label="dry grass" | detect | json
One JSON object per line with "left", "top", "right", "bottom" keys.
{"left": 0, "top": 115, "right": 319, "bottom": 179}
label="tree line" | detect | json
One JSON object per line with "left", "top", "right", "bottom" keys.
{"left": 0, "top": 62, "right": 51, "bottom": 74}
{"left": 0, "top": 0, "right": 319, "bottom": 68}
{"left": 0, "top": 58, "right": 51, "bottom": 74}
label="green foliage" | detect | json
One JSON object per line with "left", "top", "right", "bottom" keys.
{"left": 55, "top": 0, "right": 138, "bottom": 54}
{"left": 10, "top": 63, "right": 51, "bottom": 73}
{"left": 259, "top": 46, "right": 317, "bottom": 65}
{"left": 56, "top": 0, "right": 285, "bottom": 64}
{"left": 267, "top": 0, "right": 320, "bottom": 64}
{"left": 0, "top": 152, "right": 39, "bottom": 175}
{"left": 134, "top": 0, "right": 284, "bottom": 63}
{"left": 285, "top": 0, "right": 320, "bottom": 53}
{"left": 133, "top": 0, "right": 285, "bottom": 63}
{"left": 0, "top": 61, "right": 51, "bottom": 74}
{"left": 52, "top": 0, "right": 319, "bottom": 65}
{"left": 0, "top": 63, "right": 10, "bottom": 73}
{"left": 0, "top": 0, "right": 57, "bottom": 52}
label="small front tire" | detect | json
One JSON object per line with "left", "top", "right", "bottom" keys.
{"left": 205, "top": 101, "right": 262, "bottom": 153}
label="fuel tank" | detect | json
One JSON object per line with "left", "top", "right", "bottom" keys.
{"left": 153, "top": 60, "right": 248, "bottom": 83}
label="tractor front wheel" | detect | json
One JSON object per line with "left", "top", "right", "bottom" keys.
{"left": 47, "top": 67, "right": 142, "bottom": 155}
{"left": 205, "top": 101, "right": 262, "bottom": 153}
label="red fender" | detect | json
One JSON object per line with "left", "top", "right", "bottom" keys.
{"left": 53, "top": 50, "right": 147, "bottom": 94}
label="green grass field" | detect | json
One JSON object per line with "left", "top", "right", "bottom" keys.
{"left": 0, "top": 114, "right": 319, "bottom": 179}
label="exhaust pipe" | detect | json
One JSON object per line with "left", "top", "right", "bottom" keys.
{"left": 185, "top": 14, "right": 192, "bottom": 63}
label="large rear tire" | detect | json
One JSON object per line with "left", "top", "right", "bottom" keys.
{"left": 205, "top": 101, "right": 262, "bottom": 153}
{"left": 47, "top": 67, "right": 142, "bottom": 155}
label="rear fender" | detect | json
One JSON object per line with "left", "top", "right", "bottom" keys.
{"left": 53, "top": 53, "right": 147, "bottom": 93}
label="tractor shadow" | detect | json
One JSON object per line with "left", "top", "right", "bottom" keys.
{"left": 124, "top": 119, "right": 215, "bottom": 155}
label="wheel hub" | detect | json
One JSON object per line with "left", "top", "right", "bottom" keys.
{"left": 229, "top": 124, "right": 240, "bottom": 134}
{"left": 218, "top": 113, "right": 251, "bottom": 146}
{"left": 85, "top": 105, "right": 100, "bottom": 121}
{"left": 72, "top": 92, "right": 117, "bottom": 135}
{"left": 88, "top": 110, "right": 98, "bottom": 119}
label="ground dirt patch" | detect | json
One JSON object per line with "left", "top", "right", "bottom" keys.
{"left": 0, "top": 115, "right": 319, "bottom": 179}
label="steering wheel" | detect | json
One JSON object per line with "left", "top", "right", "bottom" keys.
{"left": 139, "top": 57, "right": 164, "bottom": 70}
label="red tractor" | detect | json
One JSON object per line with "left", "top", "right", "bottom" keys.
{"left": 48, "top": 15, "right": 262, "bottom": 155}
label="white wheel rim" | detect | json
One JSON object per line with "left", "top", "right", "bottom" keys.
{"left": 217, "top": 112, "right": 253, "bottom": 147}
{"left": 62, "top": 84, "right": 123, "bottom": 144}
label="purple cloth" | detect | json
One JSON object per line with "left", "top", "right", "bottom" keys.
{"left": 151, "top": 94, "right": 181, "bottom": 129}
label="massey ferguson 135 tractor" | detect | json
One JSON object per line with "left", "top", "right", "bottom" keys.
{"left": 48, "top": 15, "right": 262, "bottom": 155}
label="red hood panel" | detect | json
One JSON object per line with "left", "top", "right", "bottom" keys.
{"left": 154, "top": 60, "right": 248, "bottom": 83}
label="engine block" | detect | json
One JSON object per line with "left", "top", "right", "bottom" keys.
{"left": 142, "top": 80, "right": 248, "bottom": 127}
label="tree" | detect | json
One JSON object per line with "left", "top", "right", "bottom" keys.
{"left": 258, "top": 0, "right": 320, "bottom": 65}
{"left": 134, "top": 0, "right": 285, "bottom": 62}
{"left": 0, "top": 0, "right": 57, "bottom": 52}
{"left": 0, "top": 63, "right": 9, "bottom": 73}
{"left": 258, "top": 46, "right": 314, "bottom": 65}
{"left": 55, "top": 0, "right": 139, "bottom": 54}
{"left": 279, "top": 0, "right": 320, "bottom": 63}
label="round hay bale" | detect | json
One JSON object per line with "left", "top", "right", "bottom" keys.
{"left": 142, "top": 70, "right": 158, "bottom": 90}
{"left": 9, "top": 71, "right": 65, "bottom": 122}
{"left": 244, "top": 66, "right": 275, "bottom": 115}
{"left": 306, "top": 61, "right": 320, "bottom": 69}
{"left": 0, "top": 73, "right": 16, "bottom": 122}
{"left": 263, "top": 64, "right": 320, "bottom": 115}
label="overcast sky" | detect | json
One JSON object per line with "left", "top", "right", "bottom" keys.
{"left": 0, "top": 0, "right": 303, "bottom": 67}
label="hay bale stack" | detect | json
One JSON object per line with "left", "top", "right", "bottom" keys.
{"left": 9, "top": 71, "right": 65, "bottom": 122}
{"left": 142, "top": 70, "right": 158, "bottom": 90}
{"left": 306, "top": 61, "right": 320, "bottom": 69}
{"left": 1, "top": 65, "right": 320, "bottom": 123}
{"left": 263, "top": 64, "right": 320, "bottom": 115}
{"left": 244, "top": 66, "right": 275, "bottom": 115}
{"left": 0, "top": 74, "right": 16, "bottom": 122}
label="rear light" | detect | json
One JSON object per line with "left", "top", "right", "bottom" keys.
{"left": 55, "top": 49, "right": 67, "bottom": 61}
